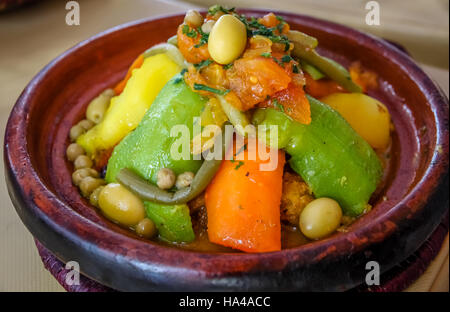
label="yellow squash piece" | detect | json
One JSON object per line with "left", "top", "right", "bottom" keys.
{"left": 77, "top": 53, "right": 181, "bottom": 155}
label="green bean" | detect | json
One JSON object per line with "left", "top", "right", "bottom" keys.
{"left": 290, "top": 38, "right": 362, "bottom": 93}
{"left": 300, "top": 59, "right": 325, "bottom": 80}
{"left": 143, "top": 43, "right": 190, "bottom": 68}
{"left": 216, "top": 95, "right": 255, "bottom": 137}
{"left": 117, "top": 131, "right": 230, "bottom": 204}
{"left": 287, "top": 30, "right": 318, "bottom": 49}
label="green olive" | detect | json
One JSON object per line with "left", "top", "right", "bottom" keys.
{"left": 208, "top": 14, "right": 247, "bottom": 64}
{"left": 86, "top": 91, "right": 113, "bottom": 124}
{"left": 77, "top": 119, "right": 95, "bottom": 131}
{"left": 66, "top": 143, "right": 85, "bottom": 162}
{"left": 299, "top": 198, "right": 342, "bottom": 240}
{"left": 74, "top": 154, "right": 93, "bottom": 170}
{"left": 79, "top": 177, "right": 105, "bottom": 198}
{"left": 89, "top": 185, "right": 104, "bottom": 207}
{"left": 135, "top": 218, "right": 157, "bottom": 238}
{"left": 69, "top": 124, "right": 85, "bottom": 141}
{"left": 156, "top": 168, "right": 176, "bottom": 190}
{"left": 72, "top": 168, "right": 99, "bottom": 186}
{"left": 98, "top": 183, "right": 146, "bottom": 227}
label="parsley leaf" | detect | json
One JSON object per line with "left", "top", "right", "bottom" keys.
{"left": 193, "top": 83, "right": 230, "bottom": 95}
{"left": 273, "top": 99, "right": 285, "bottom": 112}
{"left": 281, "top": 55, "right": 293, "bottom": 63}
{"left": 194, "top": 59, "right": 213, "bottom": 71}
{"left": 182, "top": 24, "right": 198, "bottom": 38}
{"left": 235, "top": 161, "right": 245, "bottom": 170}
{"left": 260, "top": 52, "right": 272, "bottom": 58}
{"left": 223, "top": 63, "right": 233, "bottom": 70}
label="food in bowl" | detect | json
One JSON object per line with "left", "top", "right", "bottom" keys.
{"left": 65, "top": 5, "right": 393, "bottom": 253}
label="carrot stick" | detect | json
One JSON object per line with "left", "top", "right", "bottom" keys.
{"left": 114, "top": 54, "right": 145, "bottom": 95}
{"left": 205, "top": 136, "right": 285, "bottom": 253}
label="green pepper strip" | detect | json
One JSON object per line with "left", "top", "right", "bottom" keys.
{"left": 116, "top": 130, "right": 230, "bottom": 204}
{"left": 289, "top": 35, "right": 362, "bottom": 93}
{"left": 287, "top": 30, "right": 318, "bottom": 49}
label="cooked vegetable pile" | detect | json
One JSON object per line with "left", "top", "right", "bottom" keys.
{"left": 65, "top": 6, "right": 392, "bottom": 253}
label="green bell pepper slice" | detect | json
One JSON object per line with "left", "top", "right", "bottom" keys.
{"left": 252, "top": 95, "right": 382, "bottom": 216}
{"left": 106, "top": 74, "right": 208, "bottom": 242}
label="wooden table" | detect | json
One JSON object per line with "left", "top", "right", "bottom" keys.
{"left": 0, "top": 0, "right": 447, "bottom": 291}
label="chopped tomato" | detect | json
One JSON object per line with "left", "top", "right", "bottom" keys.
{"left": 258, "top": 13, "right": 289, "bottom": 34}
{"left": 177, "top": 24, "right": 210, "bottom": 64}
{"left": 304, "top": 73, "right": 345, "bottom": 98}
{"left": 259, "top": 82, "right": 311, "bottom": 124}
{"left": 226, "top": 56, "right": 291, "bottom": 110}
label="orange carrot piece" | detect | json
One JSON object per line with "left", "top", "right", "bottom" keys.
{"left": 114, "top": 54, "right": 145, "bottom": 95}
{"left": 205, "top": 137, "right": 285, "bottom": 253}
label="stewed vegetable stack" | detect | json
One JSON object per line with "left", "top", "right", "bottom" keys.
{"left": 66, "top": 5, "right": 392, "bottom": 252}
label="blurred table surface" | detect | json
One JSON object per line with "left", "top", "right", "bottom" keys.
{"left": 0, "top": 0, "right": 448, "bottom": 292}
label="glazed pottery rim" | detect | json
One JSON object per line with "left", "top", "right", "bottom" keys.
{"left": 4, "top": 10, "right": 449, "bottom": 276}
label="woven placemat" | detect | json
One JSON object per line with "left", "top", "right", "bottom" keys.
{"left": 35, "top": 211, "right": 448, "bottom": 292}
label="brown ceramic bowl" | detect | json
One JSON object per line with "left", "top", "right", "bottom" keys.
{"left": 4, "top": 10, "right": 449, "bottom": 291}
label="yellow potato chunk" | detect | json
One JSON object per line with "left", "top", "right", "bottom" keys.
{"left": 77, "top": 53, "right": 181, "bottom": 155}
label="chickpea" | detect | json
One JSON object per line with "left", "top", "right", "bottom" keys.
{"left": 77, "top": 119, "right": 95, "bottom": 131}
{"left": 208, "top": 14, "right": 247, "bottom": 64}
{"left": 175, "top": 171, "right": 194, "bottom": 189}
{"left": 66, "top": 143, "right": 85, "bottom": 162}
{"left": 299, "top": 198, "right": 342, "bottom": 240}
{"left": 201, "top": 20, "right": 215, "bottom": 34}
{"left": 69, "top": 124, "right": 85, "bottom": 141}
{"left": 86, "top": 91, "right": 114, "bottom": 124}
{"left": 72, "top": 168, "right": 99, "bottom": 186}
{"left": 89, "top": 185, "right": 104, "bottom": 207}
{"left": 135, "top": 218, "right": 157, "bottom": 238}
{"left": 157, "top": 168, "right": 176, "bottom": 190}
{"left": 98, "top": 183, "right": 146, "bottom": 227}
{"left": 79, "top": 177, "right": 105, "bottom": 198}
{"left": 74, "top": 154, "right": 93, "bottom": 170}
{"left": 184, "top": 9, "right": 203, "bottom": 28}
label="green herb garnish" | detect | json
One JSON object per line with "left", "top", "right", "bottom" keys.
{"left": 260, "top": 52, "right": 271, "bottom": 58}
{"left": 194, "top": 59, "right": 213, "bottom": 70}
{"left": 182, "top": 24, "right": 198, "bottom": 38}
{"left": 236, "top": 144, "right": 247, "bottom": 156}
{"left": 272, "top": 99, "right": 285, "bottom": 112}
{"left": 281, "top": 55, "right": 293, "bottom": 63}
{"left": 208, "top": 5, "right": 235, "bottom": 15}
{"left": 194, "top": 27, "right": 209, "bottom": 48}
{"left": 193, "top": 83, "right": 229, "bottom": 95}
{"left": 235, "top": 161, "right": 245, "bottom": 170}
{"left": 223, "top": 63, "right": 233, "bottom": 70}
